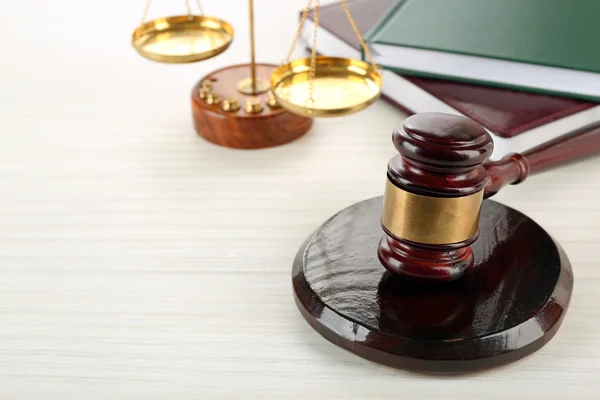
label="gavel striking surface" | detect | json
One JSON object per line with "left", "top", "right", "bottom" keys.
{"left": 292, "top": 197, "right": 573, "bottom": 373}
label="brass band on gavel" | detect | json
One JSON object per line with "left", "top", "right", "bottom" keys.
{"left": 381, "top": 178, "right": 483, "bottom": 245}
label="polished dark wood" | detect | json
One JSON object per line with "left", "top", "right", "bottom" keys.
{"left": 388, "top": 113, "right": 493, "bottom": 197}
{"left": 382, "top": 113, "right": 494, "bottom": 281}
{"left": 293, "top": 197, "right": 573, "bottom": 373}
{"left": 377, "top": 234, "right": 476, "bottom": 282}
{"left": 484, "top": 120, "right": 600, "bottom": 197}
{"left": 191, "top": 63, "right": 313, "bottom": 149}
{"left": 380, "top": 113, "right": 600, "bottom": 281}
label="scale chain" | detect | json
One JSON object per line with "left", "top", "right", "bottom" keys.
{"left": 141, "top": 0, "right": 152, "bottom": 23}
{"left": 284, "top": 0, "right": 375, "bottom": 112}
{"left": 195, "top": 0, "right": 204, "bottom": 16}
{"left": 340, "top": 0, "right": 378, "bottom": 71}
{"left": 185, "top": 0, "right": 205, "bottom": 17}
{"left": 285, "top": 0, "right": 314, "bottom": 63}
{"left": 306, "top": 0, "right": 320, "bottom": 109}
{"left": 249, "top": 0, "right": 257, "bottom": 94}
{"left": 142, "top": 0, "right": 204, "bottom": 23}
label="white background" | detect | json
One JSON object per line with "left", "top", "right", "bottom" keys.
{"left": 0, "top": 0, "right": 599, "bottom": 398}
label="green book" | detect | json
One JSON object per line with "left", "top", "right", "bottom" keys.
{"left": 364, "top": 0, "right": 600, "bottom": 101}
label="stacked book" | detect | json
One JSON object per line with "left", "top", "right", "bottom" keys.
{"left": 303, "top": 0, "right": 600, "bottom": 158}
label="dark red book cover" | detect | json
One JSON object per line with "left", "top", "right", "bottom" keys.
{"left": 308, "top": 0, "right": 596, "bottom": 138}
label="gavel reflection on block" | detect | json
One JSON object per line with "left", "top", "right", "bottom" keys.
{"left": 292, "top": 112, "right": 600, "bottom": 373}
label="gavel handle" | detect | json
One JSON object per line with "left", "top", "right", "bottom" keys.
{"left": 484, "top": 121, "right": 600, "bottom": 198}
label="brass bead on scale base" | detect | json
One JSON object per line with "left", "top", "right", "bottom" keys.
{"left": 191, "top": 62, "right": 312, "bottom": 149}
{"left": 131, "top": 0, "right": 313, "bottom": 149}
{"left": 131, "top": 0, "right": 384, "bottom": 149}
{"left": 189, "top": 0, "right": 315, "bottom": 149}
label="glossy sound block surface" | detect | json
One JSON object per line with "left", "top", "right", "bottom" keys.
{"left": 292, "top": 197, "right": 573, "bottom": 373}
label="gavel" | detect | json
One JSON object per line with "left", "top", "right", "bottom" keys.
{"left": 378, "top": 112, "right": 600, "bottom": 282}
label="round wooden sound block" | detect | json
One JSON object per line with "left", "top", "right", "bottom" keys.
{"left": 191, "top": 63, "right": 313, "bottom": 149}
{"left": 292, "top": 197, "right": 573, "bottom": 373}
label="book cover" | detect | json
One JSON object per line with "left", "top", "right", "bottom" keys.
{"left": 364, "top": 0, "right": 600, "bottom": 101}
{"left": 302, "top": 0, "right": 600, "bottom": 158}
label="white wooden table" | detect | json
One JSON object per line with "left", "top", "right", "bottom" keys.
{"left": 1, "top": 1, "right": 599, "bottom": 398}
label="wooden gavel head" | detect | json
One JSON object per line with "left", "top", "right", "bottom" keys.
{"left": 293, "top": 110, "right": 587, "bottom": 370}
{"left": 378, "top": 112, "right": 494, "bottom": 282}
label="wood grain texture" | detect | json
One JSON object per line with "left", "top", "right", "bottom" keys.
{"left": 388, "top": 114, "right": 492, "bottom": 197}
{"left": 484, "top": 121, "right": 600, "bottom": 197}
{"left": 191, "top": 63, "right": 313, "bottom": 149}
{"left": 381, "top": 113, "right": 600, "bottom": 281}
{"left": 523, "top": 120, "right": 600, "bottom": 173}
{"left": 382, "top": 113, "right": 494, "bottom": 281}
{"left": 293, "top": 197, "right": 572, "bottom": 372}
{"left": 1, "top": 0, "right": 600, "bottom": 399}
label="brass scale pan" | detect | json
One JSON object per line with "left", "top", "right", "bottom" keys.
{"left": 132, "top": 15, "right": 234, "bottom": 64}
{"left": 270, "top": 0, "right": 382, "bottom": 117}
{"left": 271, "top": 57, "right": 382, "bottom": 118}
{"left": 131, "top": 0, "right": 382, "bottom": 117}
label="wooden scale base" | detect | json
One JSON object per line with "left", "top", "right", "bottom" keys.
{"left": 191, "top": 63, "right": 313, "bottom": 149}
{"left": 292, "top": 197, "right": 573, "bottom": 373}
